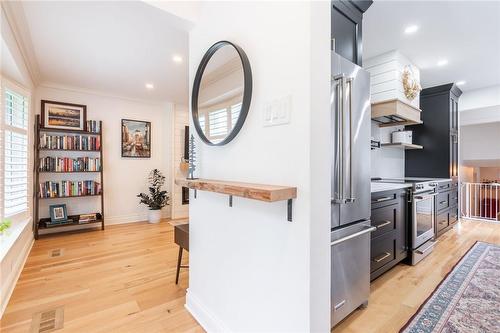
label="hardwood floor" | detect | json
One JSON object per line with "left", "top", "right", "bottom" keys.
{"left": 334, "top": 219, "right": 500, "bottom": 333}
{"left": 1, "top": 219, "right": 498, "bottom": 333}
{"left": 0, "top": 220, "right": 204, "bottom": 333}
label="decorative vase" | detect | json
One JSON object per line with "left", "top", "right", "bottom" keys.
{"left": 148, "top": 209, "right": 162, "bottom": 224}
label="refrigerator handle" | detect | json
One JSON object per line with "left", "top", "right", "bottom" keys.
{"left": 332, "top": 74, "right": 346, "bottom": 204}
{"left": 346, "top": 78, "right": 355, "bottom": 203}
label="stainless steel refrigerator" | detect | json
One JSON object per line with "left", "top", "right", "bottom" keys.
{"left": 330, "top": 52, "right": 374, "bottom": 327}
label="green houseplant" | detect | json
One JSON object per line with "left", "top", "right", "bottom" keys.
{"left": 0, "top": 219, "right": 12, "bottom": 238}
{"left": 137, "top": 169, "right": 169, "bottom": 223}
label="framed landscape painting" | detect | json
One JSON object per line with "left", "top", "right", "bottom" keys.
{"left": 41, "top": 100, "right": 87, "bottom": 131}
{"left": 121, "top": 119, "right": 151, "bottom": 158}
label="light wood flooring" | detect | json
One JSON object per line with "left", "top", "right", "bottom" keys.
{"left": 1, "top": 219, "right": 499, "bottom": 333}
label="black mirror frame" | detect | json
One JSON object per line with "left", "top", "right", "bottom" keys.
{"left": 191, "top": 41, "right": 252, "bottom": 146}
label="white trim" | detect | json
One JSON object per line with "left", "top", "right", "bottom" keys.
{"left": 185, "top": 289, "right": 230, "bottom": 333}
{"left": 104, "top": 211, "right": 171, "bottom": 225}
{"left": 0, "top": 219, "right": 34, "bottom": 318}
{"left": 39, "top": 81, "right": 174, "bottom": 107}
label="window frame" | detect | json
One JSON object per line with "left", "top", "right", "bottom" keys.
{"left": 1, "top": 78, "right": 32, "bottom": 224}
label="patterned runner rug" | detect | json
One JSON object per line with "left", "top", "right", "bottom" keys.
{"left": 401, "top": 241, "right": 500, "bottom": 333}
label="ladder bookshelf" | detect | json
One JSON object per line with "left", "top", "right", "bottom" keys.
{"left": 34, "top": 114, "right": 104, "bottom": 239}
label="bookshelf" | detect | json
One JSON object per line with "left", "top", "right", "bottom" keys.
{"left": 34, "top": 114, "right": 105, "bottom": 239}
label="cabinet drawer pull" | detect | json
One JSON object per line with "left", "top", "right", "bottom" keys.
{"left": 375, "top": 220, "right": 392, "bottom": 229}
{"left": 375, "top": 196, "right": 392, "bottom": 202}
{"left": 439, "top": 200, "right": 447, "bottom": 205}
{"left": 373, "top": 252, "right": 391, "bottom": 263}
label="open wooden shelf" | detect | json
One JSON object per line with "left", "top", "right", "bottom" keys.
{"left": 38, "top": 213, "right": 103, "bottom": 230}
{"left": 40, "top": 127, "right": 100, "bottom": 135}
{"left": 175, "top": 178, "right": 297, "bottom": 221}
{"left": 39, "top": 193, "right": 102, "bottom": 200}
{"left": 39, "top": 148, "right": 100, "bottom": 152}
{"left": 39, "top": 170, "right": 101, "bottom": 173}
{"left": 372, "top": 99, "right": 422, "bottom": 128}
{"left": 381, "top": 143, "right": 423, "bottom": 150}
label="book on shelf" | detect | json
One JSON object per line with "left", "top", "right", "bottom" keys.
{"left": 86, "top": 120, "right": 100, "bottom": 133}
{"left": 78, "top": 213, "right": 98, "bottom": 224}
{"left": 39, "top": 133, "right": 100, "bottom": 150}
{"left": 39, "top": 180, "right": 102, "bottom": 198}
{"left": 39, "top": 157, "right": 101, "bottom": 172}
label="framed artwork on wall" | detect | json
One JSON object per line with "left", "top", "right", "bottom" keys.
{"left": 41, "top": 100, "right": 87, "bottom": 131}
{"left": 121, "top": 119, "right": 151, "bottom": 158}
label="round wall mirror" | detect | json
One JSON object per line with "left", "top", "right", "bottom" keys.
{"left": 192, "top": 41, "right": 252, "bottom": 146}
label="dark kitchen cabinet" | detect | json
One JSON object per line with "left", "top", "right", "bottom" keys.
{"left": 405, "top": 83, "right": 462, "bottom": 179}
{"left": 370, "top": 189, "right": 408, "bottom": 281}
{"left": 331, "top": 0, "right": 372, "bottom": 66}
{"left": 405, "top": 84, "right": 462, "bottom": 238}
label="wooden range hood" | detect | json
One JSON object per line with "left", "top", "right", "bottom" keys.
{"left": 371, "top": 99, "right": 422, "bottom": 128}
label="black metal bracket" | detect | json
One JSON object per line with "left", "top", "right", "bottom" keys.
{"left": 229, "top": 195, "right": 233, "bottom": 207}
{"left": 287, "top": 199, "right": 293, "bottom": 222}
{"left": 194, "top": 189, "right": 197, "bottom": 198}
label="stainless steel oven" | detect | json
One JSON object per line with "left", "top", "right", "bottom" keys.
{"left": 411, "top": 189, "right": 437, "bottom": 264}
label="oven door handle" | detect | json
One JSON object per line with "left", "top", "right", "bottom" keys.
{"left": 414, "top": 193, "right": 437, "bottom": 200}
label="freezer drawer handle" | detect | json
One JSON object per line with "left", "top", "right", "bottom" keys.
{"left": 375, "top": 196, "right": 392, "bottom": 202}
{"left": 415, "top": 240, "right": 436, "bottom": 255}
{"left": 373, "top": 252, "right": 391, "bottom": 263}
{"left": 439, "top": 200, "right": 447, "bottom": 205}
{"left": 375, "top": 220, "right": 392, "bottom": 229}
{"left": 330, "top": 226, "right": 376, "bottom": 246}
{"left": 334, "top": 299, "right": 346, "bottom": 311}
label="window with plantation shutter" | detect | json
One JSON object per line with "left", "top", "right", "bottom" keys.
{"left": 230, "top": 102, "right": 242, "bottom": 128}
{"left": 208, "top": 108, "right": 228, "bottom": 138}
{"left": 4, "top": 89, "right": 29, "bottom": 217}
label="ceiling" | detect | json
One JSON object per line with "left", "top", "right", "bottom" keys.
{"left": 363, "top": 1, "right": 500, "bottom": 91}
{"left": 19, "top": 1, "right": 189, "bottom": 103}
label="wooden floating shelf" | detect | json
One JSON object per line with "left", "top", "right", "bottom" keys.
{"left": 381, "top": 143, "right": 423, "bottom": 150}
{"left": 371, "top": 99, "right": 422, "bottom": 128}
{"left": 175, "top": 178, "right": 297, "bottom": 221}
{"left": 39, "top": 148, "right": 101, "bottom": 152}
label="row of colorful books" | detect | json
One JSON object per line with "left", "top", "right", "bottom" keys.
{"left": 39, "top": 180, "right": 102, "bottom": 198}
{"left": 86, "top": 120, "right": 101, "bottom": 133}
{"left": 40, "top": 134, "right": 101, "bottom": 151}
{"left": 39, "top": 157, "right": 101, "bottom": 172}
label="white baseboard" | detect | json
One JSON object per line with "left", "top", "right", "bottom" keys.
{"left": 185, "top": 289, "right": 230, "bottom": 333}
{"left": 105, "top": 212, "right": 171, "bottom": 225}
{"left": 0, "top": 225, "right": 34, "bottom": 318}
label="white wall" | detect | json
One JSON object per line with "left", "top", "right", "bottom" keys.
{"left": 370, "top": 123, "right": 405, "bottom": 178}
{"left": 170, "top": 104, "right": 189, "bottom": 219}
{"left": 461, "top": 122, "right": 500, "bottom": 162}
{"left": 459, "top": 85, "right": 500, "bottom": 126}
{"left": 186, "top": 1, "right": 330, "bottom": 332}
{"left": 35, "top": 84, "right": 173, "bottom": 224}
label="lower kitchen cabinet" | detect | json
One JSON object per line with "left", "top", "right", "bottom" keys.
{"left": 370, "top": 189, "right": 408, "bottom": 281}
{"left": 435, "top": 180, "right": 459, "bottom": 238}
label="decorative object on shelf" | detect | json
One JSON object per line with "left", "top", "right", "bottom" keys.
{"left": 371, "top": 139, "right": 381, "bottom": 150}
{"left": 86, "top": 120, "right": 100, "bottom": 133}
{"left": 41, "top": 100, "right": 87, "bottom": 130}
{"left": 391, "top": 129, "right": 413, "bottom": 144}
{"left": 192, "top": 40, "right": 252, "bottom": 146}
{"left": 49, "top": 204, "right": 68, "bottom": 225}
{"left": 78, "top": 213, "right": 98, "bottom": 224}
{"left": 121, "top": 119, "right": 151, "bottom": 158}
{"left": 402, "top": 66, "right": 421, "bottom": 101}
{"left": 137, "top": 169, "right": 170, "bottom": 223}
{"left": 187, "top": 134, "right": 198, "bottom": 180}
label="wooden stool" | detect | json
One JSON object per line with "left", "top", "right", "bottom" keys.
{"left": 174, "top": 223, "right": 189, "bottom": 284}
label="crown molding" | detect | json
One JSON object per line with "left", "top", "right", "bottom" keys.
{"left": 1, "top": 1, "right": 41, "bottom": 86}
{"left": 39, "top": 81, "right": 175, "bottom": 107}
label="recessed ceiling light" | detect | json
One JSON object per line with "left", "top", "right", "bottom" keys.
{"left": 437, "top": 59, "right": 448, "bottom": 66}
{"left": 456, "top": 80, "right": 466, "bottom": 86}
{"left": 404, "top": 25, "right": 419, "bottom": 34}
{"left": 145, "top": 83, "right": 154, "bottom": 90}
{"left": 172, "top": 55, "right": 183, "bottom": 63}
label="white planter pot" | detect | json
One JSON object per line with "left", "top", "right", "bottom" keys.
{"left": 148, "top": 209, "right": 162, "bottom": 224}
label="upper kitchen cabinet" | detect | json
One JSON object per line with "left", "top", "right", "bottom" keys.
{"left": 405, "top": 83, "right": 462, "bottom": 179}
{"left": 331, "top": 0, "right": 373, "bottom": 66}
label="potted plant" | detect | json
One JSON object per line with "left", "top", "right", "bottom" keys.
{"left": 137, "top": 169, "right": 170, "bottom": 223}
{"left": 0, "top": 219, "right": 12, "bottom": 240}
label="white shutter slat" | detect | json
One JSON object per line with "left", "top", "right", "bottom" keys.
{"left": 4, "top": 89, "right": 29, "bottom": 217}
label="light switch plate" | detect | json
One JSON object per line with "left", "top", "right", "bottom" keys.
{"left": 263, "top": 95, "right": 291, "bottom": 127}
